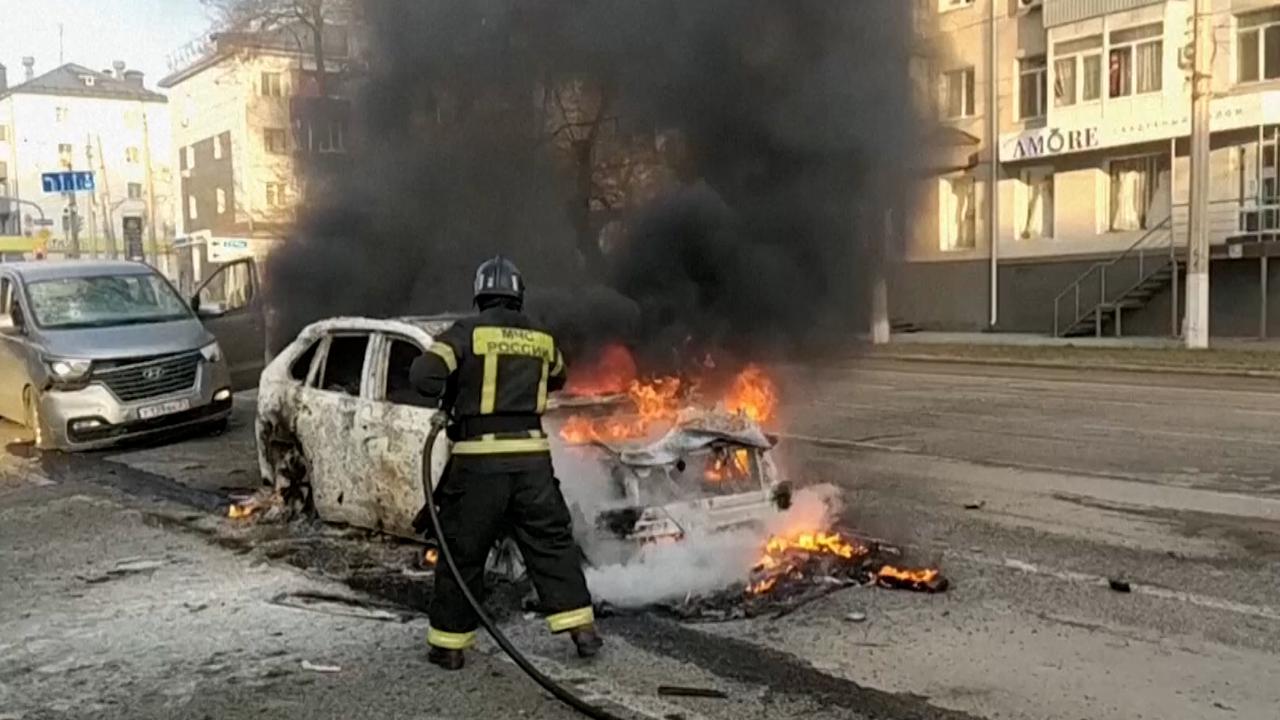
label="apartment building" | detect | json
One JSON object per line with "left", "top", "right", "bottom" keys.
{"left": 159, "top": 25, "right": 351, "bottom": 291}
{"left": 898, "top": 0, "right": 1280, "bottom": 338}
{"left": 0, "top": 59, "right": 171, "bottom": 260}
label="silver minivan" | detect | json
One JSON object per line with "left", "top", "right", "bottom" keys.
{"left": 0, "top": 259, "right": 265, "bottom": 450}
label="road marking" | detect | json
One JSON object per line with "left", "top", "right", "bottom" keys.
{"left": 778, "top": 432, "right": 912, "bottom": 453}
{"left": 956, "top": 552, "right": 1280, "bottom": 622}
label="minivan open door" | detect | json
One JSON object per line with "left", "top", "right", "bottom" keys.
{"left": 193, "top": 258, "right": 266, "bottom": 390}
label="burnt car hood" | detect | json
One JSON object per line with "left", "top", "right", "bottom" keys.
{"left": 38, "top": 319, "right": 213, "bottom": 361}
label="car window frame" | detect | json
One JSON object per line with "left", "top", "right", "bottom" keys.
{"left": 309, "top": 331, "right": 376, "bottom": 399}
{"left": 198, "top": 260, "right": 257, "bottom": 316}
{"left": 372, "top": 332, "right": 428, "bottom": 403}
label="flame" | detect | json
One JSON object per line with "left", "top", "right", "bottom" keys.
{"left": 746, "top": 528, "right": 868, "bottom": 595}
{"left": 228, "top": 503, "right": 256, "bottom": 520}
{"left": 705, "top": 448, "right": 751, "bottom": 481}
{"left": 424, "top": 548, "right": 439, "bottom": 566}
{"left": 876, "top": 565, "right": 940, "bottom": 585}
{"left": 565, "top": 344, "right": 637, "bottom": 396}
{"left": 559, "top": 375, "right": 684, "bottom": 444}
{"left": 724, "top": 364, "right": 778, "bottom": 424}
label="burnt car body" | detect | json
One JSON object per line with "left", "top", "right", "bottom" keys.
{"left": 256, "top": 317, "right": 790, "bottom": 572}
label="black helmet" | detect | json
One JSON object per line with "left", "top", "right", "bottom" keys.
{"left": 473, "top": 256, "right": 524, "bottom": 307}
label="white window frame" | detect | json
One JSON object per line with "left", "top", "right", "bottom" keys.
{"left": 261, "top": 72, "right": 284, "bottom": 98}
{"left": 1016, "top": 167, "right": 1055, "bottom": 241}
{"left": 1107, "top": 153, "right": 1169, "bottom": 232}
{"left": 1237, "top": 8, "right": 1280, "bottom": 84}
{"left": 265, "top": 182, "right": 287, "bottom": 208}
{"left": 939, "top": 175, "right": 977, "bottom": 252}
{"left": 1053, "top": 35, "right": 1104, "bottom": 107}
{"left": 216, "top": 188, "right": 228, "bottom": 215}
{"left": 942, "top": 67, "right": 976, "bottom": 119}
{"left": 184, "top": 145, "right": 196, "bottom": 170}
{"left": 213, "top": 135, "right": 224, "bottom": 160}
{"left": 125, "top": 147, "right": 140, "bottom": 164}
{"left": 1108, "top": 24, "right": 1163, "bottom": 99}
{"left": 939, "top": 0, "right": 974, "bottom": 12}
{"left": 1018, "top": 55, "right": 1048, "bottom": 120}
{"left": 187, "top": 194, "right": 198, "bottom": 220}
{"left": 126, "top": 182, "right": 143, "bottom": 200}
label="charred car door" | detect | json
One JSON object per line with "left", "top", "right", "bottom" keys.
{"left": 348, "top": 332, "right": 449, "bottom": 538}
{"left": 193, "top": 259, "right": 265, "bottom": 390}
{"left": 293, "top": 331, "right": 377, "bottom": 526}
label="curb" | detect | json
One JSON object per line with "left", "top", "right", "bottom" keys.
{"left": 859, "top": 352, "right": 1280, "bottom": 380}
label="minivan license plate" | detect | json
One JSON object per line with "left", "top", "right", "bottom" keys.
{"left": 138, "top": 399, "right": 190, "bottom": 420}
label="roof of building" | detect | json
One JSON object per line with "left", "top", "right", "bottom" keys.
{"left": 159, "top": 24, "right": 350, "bottom": 89}
{"left": 0, "top": 64, "right": 167, "bottom": 103}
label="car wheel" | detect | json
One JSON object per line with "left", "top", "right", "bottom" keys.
{"left": 205, "top": 417, "right": 230, "bottom": 436}
{"left": 22, "top": 387, "right": 49, "bottom": 450}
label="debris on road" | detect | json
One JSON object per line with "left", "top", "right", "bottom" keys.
{"left": 270, "top": 591, "right": 413, "bottom": 623}
{"left": 657, "top": 685, "right": 728, "bottom": 699}
{"left": 1108, "top": 578, "right": 1132, "bottom": 593}
{"left": 876, "top": 565, "right": 949, "bottom": 593}
{"left": 844, "top": 611, "right": 867, "bottom": 623}
{"left": 227, "top": 488, "right": 283, "bottom": 521}
{"left": 300, "top": 660, "right": 342, "bottom": 673}
{"left": 963, "top": 501, "right": 986, "bottom": 510}
{"left": 76, "top": 557, "right": 167, "bottom": 584}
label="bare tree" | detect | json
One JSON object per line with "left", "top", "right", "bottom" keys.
{"left": 202, "top": 0, "right": 350, "bottom": 97}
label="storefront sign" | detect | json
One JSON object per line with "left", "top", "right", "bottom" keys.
{"left": 999, "top": 91, "right": 1280, "bottom": 163}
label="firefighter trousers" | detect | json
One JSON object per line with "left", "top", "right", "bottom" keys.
{"left": 426, "top": 455, "right": 594, "bottom": 650}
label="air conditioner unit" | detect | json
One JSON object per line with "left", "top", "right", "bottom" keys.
{"left": 1017, "top": 0, "right": 1043, "bottom": 12}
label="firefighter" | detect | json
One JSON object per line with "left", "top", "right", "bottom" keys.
{"left": 410, "top": 256, "right": 602, "bottom": 671}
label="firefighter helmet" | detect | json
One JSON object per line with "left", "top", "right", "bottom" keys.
{"left": 473, "top": 256, "right": 524, "bottom": 307}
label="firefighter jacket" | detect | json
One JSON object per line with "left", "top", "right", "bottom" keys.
{"left": 410, "top": 306, "right": 566, "bottom": 456}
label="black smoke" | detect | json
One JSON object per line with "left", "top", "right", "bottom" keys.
{"left": 268, "top": 0, "right": 927, "bottom": 370}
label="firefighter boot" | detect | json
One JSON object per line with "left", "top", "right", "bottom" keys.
{"left": 570, "top": 625, "right": 604, "bottom": 658}
{"left": 428, "top": 646, "right": 466, "bottom": 671}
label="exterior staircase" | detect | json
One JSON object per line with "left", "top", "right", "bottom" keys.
{"left": 1051, "top": 216, "right": 1179, "bottom": 338}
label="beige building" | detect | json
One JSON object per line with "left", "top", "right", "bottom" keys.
{"left": 899, "top": 0, "right": 1280, "bottom": 337}
{"left": 0, "top": 59, "right": 172, "bottom": 261}
{"left": 158, "top": 26, "right": 351, "bottom": 291}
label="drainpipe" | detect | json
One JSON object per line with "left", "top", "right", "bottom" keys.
{"left": 988, "top": 0, "right": 1000, "bottom": 329}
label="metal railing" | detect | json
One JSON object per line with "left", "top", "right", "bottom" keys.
{"left": 1051, "top": 215, "right": 1176, "bottom": 337}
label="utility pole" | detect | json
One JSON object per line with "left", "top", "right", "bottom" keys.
{"left": 85, "top": 137, "right": 99, "bottom": 258}
{"left": 141, "top": 106, "right": 159, "bottom": 265}
{"left": 95, "top": 135, "right": 117, "bottom": 258}
{"left": 988, "top": 0, "right": 1000, "bottom": 329}
{"left": 1185, "top": 0, "right": 1214, "bottom": 348}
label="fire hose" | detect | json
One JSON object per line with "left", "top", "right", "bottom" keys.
{"left": 419, "top": 414, "right": 626, "bottom": 720}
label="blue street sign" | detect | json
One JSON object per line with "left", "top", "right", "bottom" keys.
{"left": 41, "top": 171, "right": 95, "bottom": 194}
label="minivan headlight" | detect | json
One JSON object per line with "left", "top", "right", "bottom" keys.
{"left": 47, "top": 358, "right": 93, "bottom": 382}
{"left": 200, "top": 341, "right": 223, "bottom": 363}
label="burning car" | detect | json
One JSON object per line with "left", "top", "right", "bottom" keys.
{"left": 250, "top": 322, "right": 791, "bottom": 566}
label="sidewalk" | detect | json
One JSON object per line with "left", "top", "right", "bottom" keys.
{"left": 861, "top": 332, "right": 1280, "bottom": 377}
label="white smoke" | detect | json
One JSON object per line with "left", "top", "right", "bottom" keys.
{"left": 583, "top": 483, "right": 843, "bottom": 607}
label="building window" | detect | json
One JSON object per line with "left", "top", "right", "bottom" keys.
{"left": 261, "top": 72, "right": 284, "bottom": 98}
{"left": 0, "top": 125, "right": 8, "bottom": 141}
{"left": 55, "top": 107, "right": 69, "bottom": 122}
{"left": 213, "top": 135, "right": 224, "bottom": 160}
{"left": 127, "top": 183, "right": 143, "bottom": 200}
{"left": 1109, "top": 155, "right": 1170, "bottom": 231}
{"left": 216, "top": 188, "right": 227, "bottom": 214}
{"left": 1109, "top": 24, "right": 1163, "bottom": 98}
{"left": 1238, "top": 8, "right": 1280, "bottom": 83}
{"left": 265, "top": 182, "right": 287, "bottom": 208}
{"left": 57, "top": 143, "right": 73, "bottom": 168}
{"left": 938, "top": 0, "right": 973, "bottom": 11}
{"left": 1018, "top": 168, "right": 1054, "bottom": 240}
{"left": 264, "top": 128, "right": 288, "bottom": 154}
{"left": 943, "top": 67, "right": 975, "bottom": 119}
{"left": 940, "top": 175, "right": 976, "bottom": 251}
{"left": 188, "top": 195, "right": 198, "bottom": 220}
{"left": 184, "top": 145, "right": 195, "bottom": 170}
{"left": 125, "top": 146, "right": 140, "bottom": 164}
{"left": 1019, "top": 55, "right": 1048, "bottom": 119}
{"left": 1054, "top": 35, "right": 1103, "bottom": 107}
{"left": 317, "top": 120, "right": 346, "bottom": 153}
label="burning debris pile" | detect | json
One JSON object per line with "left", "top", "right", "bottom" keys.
{"left": 667, "top": 528, "right": 947, "bottom": 622}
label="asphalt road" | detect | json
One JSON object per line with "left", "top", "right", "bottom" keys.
{"left": 3, "top": 359, "right": 1279, "bottom": 720}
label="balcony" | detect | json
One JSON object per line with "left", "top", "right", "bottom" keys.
{"left": 1043, "top": 0, "right": 1165, "bottom": 27}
